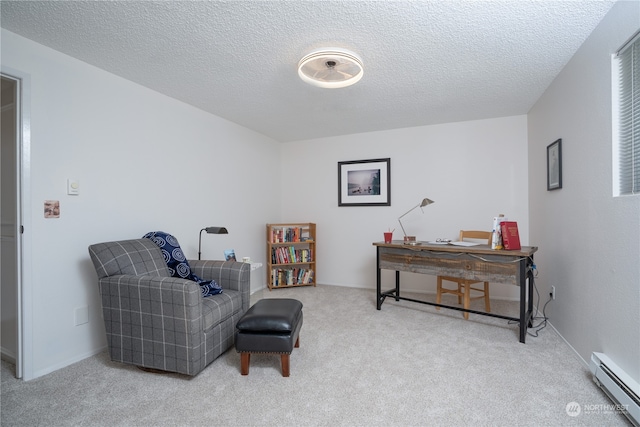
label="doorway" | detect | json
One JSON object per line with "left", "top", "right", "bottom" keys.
{"left": 1, "top": 75, "right": 19, "bottom": 376}
{"left": 1, "top": 70, "right": 31, "bottom": 380}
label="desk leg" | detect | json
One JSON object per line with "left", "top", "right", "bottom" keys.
{"left": 376, "top": 247, "right": 382, "bottom": 310}
{"left": 395, "top": 270, "right": 400, "bottom": 301}
{"left": 519, "top": 259, "right": 527, "bottom": 343}
{"left": 527, "top": 256, "right": 535, "bottom": 327}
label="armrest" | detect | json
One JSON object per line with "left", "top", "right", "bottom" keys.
{"left": 96, "top": 274, "right": 207, "bottom": 374}
{"left": 189, "top": 260, "right": 251, "bottom": 312}
{"left": 97, "top": 274, "right": 203, "bottom": 328}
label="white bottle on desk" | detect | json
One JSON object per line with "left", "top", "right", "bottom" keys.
{"left": 492, "top": 214, "right": 507, "bottom": 250}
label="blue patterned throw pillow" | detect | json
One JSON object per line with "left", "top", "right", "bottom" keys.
{"left": 143, "top": 231, "right": 223, "bottom": 297}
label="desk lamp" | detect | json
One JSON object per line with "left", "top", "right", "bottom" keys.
{"left": 198, "top": 226, "right": 228, "bottom": 260}
{"left": 398, "top": 198, "right": 434, "bottom": 245}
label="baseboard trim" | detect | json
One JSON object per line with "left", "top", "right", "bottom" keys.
{"left": 1, "top": 348, "right": 16, "bottom": 364}
{"left": 31, "top": 345, "right": 107, "bottom": 380}
{"left": 547, "top": 320, "right": 589, "bottom": 369}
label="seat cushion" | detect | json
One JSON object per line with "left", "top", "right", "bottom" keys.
{"left": 201, "top": 289, "right": 243, "bottom": 331}
{"left": 235, "top": 310, "right": 303, "bottom": 354}
{"left": 236, "top": 298, "right": 303, "bottom": 333}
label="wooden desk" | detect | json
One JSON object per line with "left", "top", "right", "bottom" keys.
{"left": 373, "top": 241, "right": 538, "bottom": 343}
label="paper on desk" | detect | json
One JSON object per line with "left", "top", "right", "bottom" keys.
{"left": 448, "top": 241, "right": 480, "bottom": 247}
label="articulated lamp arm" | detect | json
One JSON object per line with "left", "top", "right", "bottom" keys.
{"left": 398, "top": 203, "right": 421, "bottom": 237}
{"left": 397, "top": 198, "right": 435, "bottom": 237}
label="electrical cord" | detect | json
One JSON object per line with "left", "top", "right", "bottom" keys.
{"left": 508, "top": 261, "right": 551, "bottom": 337}
{"left": 412, "top": 247, "right": 529, "bottom": 264}
{"left": 528, "top": 296, "right": 551, "bottom": 337}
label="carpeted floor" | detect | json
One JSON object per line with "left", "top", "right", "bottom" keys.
{"left": 1, "top": 285, "right": 631, "bottom": 426}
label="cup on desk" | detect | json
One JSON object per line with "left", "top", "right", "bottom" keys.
{"left": 383, "top": 232, "right": 393, "bottom": 244}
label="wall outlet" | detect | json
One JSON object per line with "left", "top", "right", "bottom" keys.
{"left": 74, "top": 306, "right": 89, "bottom": 326}
{"left": 550, "top": 286, "right": 556, "bottom": 300}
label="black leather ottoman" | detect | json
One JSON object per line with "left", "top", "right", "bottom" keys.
{"left": 235, "top": 298, "right": 303, "bottom": 377}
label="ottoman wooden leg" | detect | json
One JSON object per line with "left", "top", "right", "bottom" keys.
{"left": 240, "top": 353, "right": 250, "bottom": 375}
{"left": 281, "top": 354, "right": 290, "bottom": 377}
{"left": 295, "top": 336, "right": 300, "bottom": 348}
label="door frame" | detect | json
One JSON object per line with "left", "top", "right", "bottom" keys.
{"left": 1, "top": 67, "right": 33, "bottom": 380}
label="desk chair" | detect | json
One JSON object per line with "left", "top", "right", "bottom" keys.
{"left": 436, "top": 230, "right": 492, "bottom": 320}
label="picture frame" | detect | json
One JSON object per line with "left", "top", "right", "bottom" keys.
{"left": 224, "top": 249, "right": 237, "bottom": 261}
{"left": 547, "top": 139, "right": 562, "bottom": 191}
{"left": 44, "top": 200, "right": 60, "bottom": 218}
{"left": 338, "top": 158, "right": 390, "bottom": 206}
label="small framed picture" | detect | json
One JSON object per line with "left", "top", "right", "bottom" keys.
{"left": 338, "top": 158, "right": 391, "bottom": 206}
{"left": 44, "top": 200, "right": 60, "bottom": 218}
{"left": 547, "top": 139, "right": 562, "bottom": 191}
{"left": 224, "top": 249, "right": 236, "bottom": 261}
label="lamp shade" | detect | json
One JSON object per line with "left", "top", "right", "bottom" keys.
{"left": 204, "top": 227, "right": 228, "bottom": 234}
{"left": 419, "top": 198, "right": 435, "bottom": 208}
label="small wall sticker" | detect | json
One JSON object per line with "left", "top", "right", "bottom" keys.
{"left": 44, "top": 200, "right": 60, "bottom": 218}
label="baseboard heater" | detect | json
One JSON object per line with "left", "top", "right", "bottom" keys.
{"left": 589, "top": 352, "right": 640, "bottom": 426}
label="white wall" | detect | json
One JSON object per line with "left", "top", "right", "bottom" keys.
{"left": 528, "top": 0, "right": 639, "bottom": 382}
{"left": 281, "top": 116, "right": 529, "bottom": 298}
{"left": 1, "top": 29, "right": 281, "bottom": 379}
{"left": 6, "top": 2, "right": 634, "bottom": 382}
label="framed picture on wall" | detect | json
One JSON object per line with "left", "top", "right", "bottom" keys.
{"left": 547, "top": 139, "right": 562, "bottom": 191}
{"left": 338, "top": 158, "right": 390, "bottom": 206}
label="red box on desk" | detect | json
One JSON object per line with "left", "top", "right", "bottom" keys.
{"left": 501, "top": 221, "right": 521, "bottom": 250}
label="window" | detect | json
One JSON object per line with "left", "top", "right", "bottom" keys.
{"left": 615, "top": 29, "right": 640, "bottom": 196}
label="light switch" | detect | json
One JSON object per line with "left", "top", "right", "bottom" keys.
{"left": 67, "top": 179, "right": 79, "bottom": 195}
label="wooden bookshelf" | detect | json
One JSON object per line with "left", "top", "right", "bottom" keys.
{"left": 266, "top": 223, "right": 316, "bottom": 290}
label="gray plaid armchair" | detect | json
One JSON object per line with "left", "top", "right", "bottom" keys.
{"left": 88, "top": 238, "right": 250, "bottom": 376}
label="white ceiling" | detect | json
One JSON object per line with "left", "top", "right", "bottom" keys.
{"left": 1, "top": 1, "right": 616, "bottom": 142}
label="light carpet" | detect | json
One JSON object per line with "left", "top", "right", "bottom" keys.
{"left": 1, "top": 285, "right": 630, "bottom": 426}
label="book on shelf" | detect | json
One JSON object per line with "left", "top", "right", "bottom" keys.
{"left": 270, "top": 267, "right": 314, "bottom": 286}
{"left": 271, "top": 246, "right": 313, "bottom": 264}
{"left": 500, "top": 221, "right": 521, "bottom": 250}
{"left": 270, "top": 226, "right": 312, "bottom": 243}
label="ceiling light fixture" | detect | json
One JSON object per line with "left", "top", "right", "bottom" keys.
{"left": 298, "top": 48, "right": 364, "bottom": 89}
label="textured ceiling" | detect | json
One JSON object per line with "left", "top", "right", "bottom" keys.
{"left": 1, "top": 1, "right": 616, "bottom": 142}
